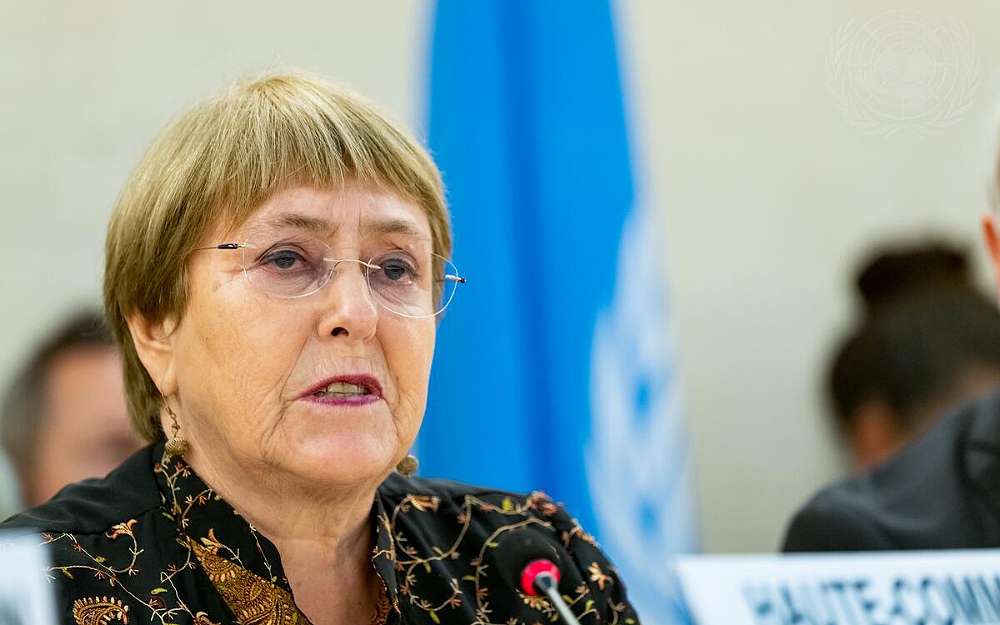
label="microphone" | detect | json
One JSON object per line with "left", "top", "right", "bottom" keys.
{"left": 519, "top": 558, "right": 583, "bottom": 625}
{"left": 494, "top": 529, "right": 583, "bottom": 625}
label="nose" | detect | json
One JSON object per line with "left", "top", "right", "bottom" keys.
{"left": 316, "top": 260, "right": 378, "bottom": 340}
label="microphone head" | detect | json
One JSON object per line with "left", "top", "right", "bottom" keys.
{"left": 520, "top": 558, "right": 561, "bottom": 596}
{"left": 492, "top": 526, "right": 568, "bottom": 596}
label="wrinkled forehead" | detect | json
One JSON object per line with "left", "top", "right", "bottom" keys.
{"left": 223, "top": 185, "right": 433, "bottom": 250}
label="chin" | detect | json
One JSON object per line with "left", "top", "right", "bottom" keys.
{"left": 282, "top": 432, "right": 398, "bottom": 487}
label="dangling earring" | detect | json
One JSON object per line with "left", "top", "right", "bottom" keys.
{"left": 396, "top": 454, "right": 418, "bottom": 477}
{"left": 164, "top": 403, "right": 190, "bottom": 457}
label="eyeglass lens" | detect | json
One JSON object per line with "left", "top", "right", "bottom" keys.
{"left": 239, "top": 237, "right": 460, "bottom": 318}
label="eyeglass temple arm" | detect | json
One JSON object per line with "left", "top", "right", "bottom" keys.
{"left": 192, "top": 242, "right": 250, "bottom": 251}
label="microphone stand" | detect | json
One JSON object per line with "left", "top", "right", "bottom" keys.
{"left": 533, "top": 571, "right": 583, "bottom": 625}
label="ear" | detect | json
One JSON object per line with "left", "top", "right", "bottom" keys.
{"left": 126, "top": 312, "right": 180, "bottom": 398}
{"left": 981, "top": 213, "right": 1000, "bottom": 297}
{"left": 850, "top": 399, "right": 904, "bottom": 472}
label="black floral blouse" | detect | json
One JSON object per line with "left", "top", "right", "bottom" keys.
{"left": 3, "top": 443, "right": 640, "bottom": 625}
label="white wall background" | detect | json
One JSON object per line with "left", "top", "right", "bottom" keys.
{"left": 618, "top": 0, "right": 1000, "bottom": 552}
{"left": 0, "top": 0, "right": 428, "bottom": 375}
{"left": 3, "top": 0, "right": 1000, "bottom": 553}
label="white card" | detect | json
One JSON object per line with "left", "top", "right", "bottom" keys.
{"left": 0, "top": 531, "right": 57, "bottom": 625}
{"left": 676, "top": 550, "right": 1000, "bottom": 625}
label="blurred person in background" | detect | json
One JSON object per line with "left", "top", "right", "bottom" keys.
{"left": 827, "top": 243, "right": 1000, "bottom": 472}
{"left": 0, "top": 310, "right": 141, "bottom": 509}
{"left": 783, "top": 174, "right": 1000, "bottom": 551}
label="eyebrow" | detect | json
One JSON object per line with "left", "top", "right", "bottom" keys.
{"left": 364, "top": 218, "right": 429, "bottom": 240}
{"left": 265, "top": 213, "right": 335, "bottom": 234}
{"left": 260, "top": 213, "right": 429, "bottom": 241}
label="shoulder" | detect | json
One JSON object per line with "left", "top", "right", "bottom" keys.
{"left": 377, "top": 474, "right": 591, "bottom": 553}
{"left": 377, "top": 474, "right": 597, "bottom": 555}
{"left": 781, "top": 483, "right": 895, "bottom": 551}
{"left": 784, "top": 393, "right": 1000, "bottom": 551}
{"left": 3, "top": 445, "right": 161, "bottom": 535}
{"left": 378, "top": 473, "right": 552, "bottom": 511}
{"left": 377, "top": 475, "right": 638, "bottom": 623}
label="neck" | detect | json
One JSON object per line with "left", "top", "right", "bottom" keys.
{"left": 181, "top": 442, "right": 384, "bottom": 625}
{"left": 184, "top": 440, "right": 380, "bottom": 542}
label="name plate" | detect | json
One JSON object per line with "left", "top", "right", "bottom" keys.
{"left": 0, "top": 531, "right": 57, "bottom": 625}
{"left": 676, "top": 550, "right": 1000, "bottom": 625}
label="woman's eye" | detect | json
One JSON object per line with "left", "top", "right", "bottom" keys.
{"left": 380, "top": 258, "right": 417, "bottom": 282}
{"left": 262, "top": 250, "right": 306, "bottom": 270}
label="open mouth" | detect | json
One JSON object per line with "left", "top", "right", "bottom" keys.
{"left": 303, "top": 375, "right": 383, "bottom": 401}
{"left": 313, "top": 381, "right": 374, "bottom": 398}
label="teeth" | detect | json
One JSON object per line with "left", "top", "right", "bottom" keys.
{"left": 315, "top": 382, "right": 368, "bottom": 397}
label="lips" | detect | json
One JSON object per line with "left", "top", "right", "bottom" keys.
{"left": 299, "top": 374, "right": 383, "bottom": 401}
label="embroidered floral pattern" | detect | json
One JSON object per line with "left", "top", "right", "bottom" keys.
{"left": 71, "top": 596, "right": 129, "bottom": 625}
{"left": 189, "top": 538, "right": 303, "bottom": 625}
{"left": 8, "top": 443, "right": 639, "bottom": 625}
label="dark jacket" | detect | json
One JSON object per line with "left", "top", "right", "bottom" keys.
{"left": 3, "top": 442, "right": 638, "bottom": 624}
{"left": 783, "top": 391, "right": 1000, "bottom": 552}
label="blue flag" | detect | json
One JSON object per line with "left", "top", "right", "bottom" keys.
{"left": 423, "top": 2, "right": 698, "bottom": 622}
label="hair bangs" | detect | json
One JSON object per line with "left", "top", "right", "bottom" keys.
{"left": 202, "top": 75, "right": 433, "bottom": 239}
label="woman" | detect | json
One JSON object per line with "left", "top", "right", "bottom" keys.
{"left": 4, "top": 72, "right": 638, "bottom": 625}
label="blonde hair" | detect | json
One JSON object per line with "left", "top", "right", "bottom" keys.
{"left": 104, "top": 71, "right": 451, "bottom": 442}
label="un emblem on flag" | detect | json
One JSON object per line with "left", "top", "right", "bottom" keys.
{"left": 587, "top": 205, "right": 697, "bottom": 625}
